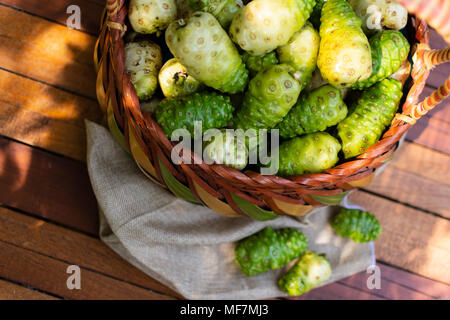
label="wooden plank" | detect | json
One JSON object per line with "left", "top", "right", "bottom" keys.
{"left": 299, "top": 262, "right": 449, "bottom": 300}
{"left": 387, "top": 141, "right": 450, "bottom": 185}
{"left": 0, "top": 69, "right": 103, "bottom": 161}
{"left": 3, "top": 200, "right": 447, "bottom": 300}
{"left": 406, "top": 115, "right": 450, "bottom": 155}
{"left": 364, "top": 147, "right": 450, "bottom": 218}
{"left": 0, "top": 206, "right": 182, "bottom": 298}
{"left": 294, "top": 282, "right": 384, "bottom": 300}
{"left": 0, "top": 5, "right": 97, "bottom": 99}
{"left": 339, "top": 268, "right": 436, "bottom": 300}
{"left": 1, "top": 1, "right": 104, "bottom": 35}
{"left": 0, "top": 137, "right": 99, "bottom": 235}
{"left": 0, "top": 279, "right": 58, "bottom": 300}
{"left": 377, "top": 263, "right": 450, "bottom": 299}
{"left": 0, "top": 240, "right": 174, "bottom": 300}
{"left": 349, "top": 191, "right": 450, "bottom": 284}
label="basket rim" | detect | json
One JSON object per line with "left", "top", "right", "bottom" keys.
{"left": 97, "top": 0, "right": 432, "bottom": 211}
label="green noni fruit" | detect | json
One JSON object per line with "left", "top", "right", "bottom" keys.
{"left": 277, "top": 132, "right": 341, "bottom": 176}
{"left": 166, "top": 12, "right": 248, "bottom": 94}
{"left": 234, "top": 64, "right": 301, "bottom": 131}
{"left": 125, "top": 40, "right": 162, "bottom": 100}
{"left": 276, "top": 85, "right": 348, "bottom": 139}
{"left": 331, "top": 208, "right": 382, "bottom": 242}
{"left": 158, "top": 58, "right": 203, "bottom": 98}
{"left": 241, "top": 51, "right": 279, "bottom": 78}
{"left": 277, "top": 22, "right": 320, "bottom": 90}
{"left": 188, "top": 0, "right": 243, "bottom": 28}
{"left": 129, "top": 0, "right": 177, "bottom": 34}
{"left": 229, "top": 0, "right": 316, "bottom": 56}
{"left": 337, "top": 78, "right": 402, "bottom": 158}
{"left": 278, "top": 251, "right": 332, "bottom": 296}
{"left": 235, "top": 227, "right": 308, "bottom": 276}
{"left": 203, "top": 129, "right": 248, "bottom": 170}
{"left": 317, "top": 0, "right": 372, "bottom": 88}
{"left": 352, "top": 30, "right": 410, "bottom": 90}
{"left": 154, "top": 92, "right": 234, "bottom": 137}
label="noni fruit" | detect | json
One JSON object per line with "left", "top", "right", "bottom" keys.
{"left": 154, "top": 92, "right": 234, "bottom": 137}
{"left": 278, "top": 251, "right": 332, "bottom": 296}
{"left": 203, "top": 130, "right": 248, "bottom": 170}
{"left": 166, "top": 12, "right": 248, "bottom": 93}
{"left": 352, "top": 30, "right": 410, "bottom": 90}
{"left": 349, "top": 0, "right": 408, "bottom": 33}
{"left": 337, "top": 78, "right": 402, "bottom": 158}
{"left": 188, "top": 0, "right": 243, "bottom": 28}
{"left": 277, "top": 132, "right": 341, "bottom": 176}
{"left": 229, "top": 0, "right": 316, "bottom": 56}
{"left": 317, "top": 0, "right": 372, "bottom": 88}
{"left": 331, "top": 208, "right": 382, "bottom": 242}
{"left": 234, "top": 64, "right": 301, "bottom": 131}
{"left": 241, "top": 51, "right": 279, "bottom": 78}
{"left": 235, "top": 227, "right": 308, "bottom": 276}
{"left": 276, "top": 85, "right": 348, "bottom": 139}
{"left": 158, "top": 58, "right": 203, "bottom": 98}
{"left": 277, "top": 22, "right": 320, "bottom": 90}
{"left": 125, "top": 40, "right": 162, "bottom": 100}
{"left": 129, "top": 0, "right": 177, "bottom": 34}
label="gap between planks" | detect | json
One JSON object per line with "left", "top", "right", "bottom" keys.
{"left": 0, "top": 278, "right": 60, "bottom": 300}
{"left": 0, "top": 239, "right": 176, "bottom": 300}
{"left": 1, "top": 205, "right": 448, "bottom": 300}
{"left": 1, "top": 135, "right": 449, "bottom": 283}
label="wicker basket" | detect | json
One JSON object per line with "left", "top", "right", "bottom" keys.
{"left": 94, "top": 0, "right": 450, "bottom": 219}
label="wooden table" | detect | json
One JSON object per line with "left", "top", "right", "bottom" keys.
{"left": 0, "top": 0, "right": 448, "bottom": 300}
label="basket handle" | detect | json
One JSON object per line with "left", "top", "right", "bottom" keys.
{"left": 392, "top": 0, "right": 450, "bottom": 125}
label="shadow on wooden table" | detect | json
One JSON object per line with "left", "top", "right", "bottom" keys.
{"left": 0, "top": 2, "right": 102, "bottom": 234}
{"left": 0, "top": 0, "right": 448, "bottom": 299}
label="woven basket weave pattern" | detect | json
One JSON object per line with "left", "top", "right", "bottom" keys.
{"left": 94, "top": 0, "right": 449, "bottom": 218}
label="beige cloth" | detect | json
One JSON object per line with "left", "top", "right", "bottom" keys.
{"left": 85, "top": 120, "right": 373, "bottom": 299}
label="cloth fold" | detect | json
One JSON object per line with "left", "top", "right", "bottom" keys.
{"left": 86, "top": 120, "right": 372, "bottom": 299}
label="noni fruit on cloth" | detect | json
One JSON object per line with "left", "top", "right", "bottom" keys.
{"left": 129, "top": 0, "right": 177, "bottom": 34}
{"left": 352, "top": 30, "right": 410, "bottom": 90}
{"left": 317, "top": 0, "right": 372, "bottom": 88}
{"left": 277, "top": 22, "right": 320, "bottom": 90}
{"left": 203, "top": 129, "right": 248, "bottom": 170}
{"left": 276, "top": 85, "right": 348, "bottom": 139}
{"left": 242, "top": 51, "right": 279, "bottom": 78}
{"left": 337, "top": 78, "right": 403, "bottom": 158}
{"left": 158, "top": 58, "right": 203, "bottom": 98}
{"left": 154, "top": 92, "right": 234, "bottom": 137}
{"left": 277, "top": 132, "right": 341, "bottom": 176}
{"left": 349, "top": 0, "right": 408, "bottom": 33}
{"left": 125, "top": 40, "right": 162, "bottom": 100}
{"left": 278, "top": 251, "right": 332, "bottom": 296}
{"left": 229, "top": 0, "right": 316, "bottom": 56}
{"left": 188, "top": 0, "right": 243, "bottom": 28}
{"left": 166, "top": 12, "right": 248, "bottom": 93}
{"left": 235, "top": 227, "right": 308, "bottom": 276}
{"left": 234, "top": 64, "right": 301, "bottom": 131}
{"left": 331, "top": 208, "right": 382, "bottom": 242}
